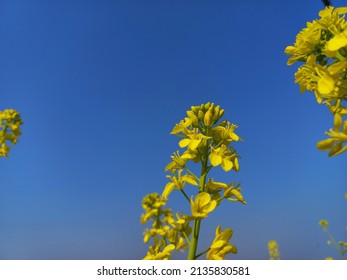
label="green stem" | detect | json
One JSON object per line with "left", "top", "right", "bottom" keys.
{"left": 323, "top": 228, "right": 344, "bottom": 256}
{"left": 180, "top": 189, "right": 190, "bottom": 203}
{"left": 195, "top": 247, "right": 211, "bottom": 259}
{"left": 187, "top": 145, "right": 209, "bottom": 260}
{"left": 184, "top": 167, "right": 199, "bottom": 181}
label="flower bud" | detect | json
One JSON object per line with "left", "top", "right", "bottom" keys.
{"left": 186, "top": 111, "right": 199, "bottom": 127}
{"left": 204, "top": 110, "right": 214, "bottom": 127}
{"left": 204, "top": 102, "right": 211, "bottom": 110}
{"left": 190, "top": 106, "right": 199, "bottom": 114}
{"left": 213, "top": 105, "right": 221, "bottom": 122}
{"left": 219, "top": 109, "right": 225, "bottom": 119}
{"left": 198, "top": 110, "right": 205, "bottom": 121}
{"left": 334, "top": 113, "right": 342, "bottom": 130}
{"left": 219, "top": 120, "right": 227, "bottom": 127}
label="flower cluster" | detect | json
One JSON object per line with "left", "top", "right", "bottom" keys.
{"left": 268, "top": 240, "right": 280, "bottom": 260}
{"left": 0, "top": 109, "right": 23, "bottom": 157}
{"left": 141, "top": 102, "right": 245, "bottom": 260}
{"left": 140, "top": 193, "right": 191, "bottom": 260}
{"left": 285, "top": 6, "right": 347, "bottom": 156}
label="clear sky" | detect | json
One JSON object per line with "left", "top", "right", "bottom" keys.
{"left": 1, "top": 0, "right": 346, "bottom": 260}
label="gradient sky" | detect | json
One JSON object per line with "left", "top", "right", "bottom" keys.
{"left": 1, "top": 0, "right": 346, "bottom": 260}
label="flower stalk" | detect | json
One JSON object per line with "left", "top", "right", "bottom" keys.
{"left": 140, "top": 102, "right": 246, "bottom": 260}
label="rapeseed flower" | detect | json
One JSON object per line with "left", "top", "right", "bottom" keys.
{"left": 207, "top": 226, "right": 237, "bottom": 260}
{"left": 143, "top": 244, "right": 175, "bottom": 260}
{"left": 162, "top": 169, "right": 198, "bottom": 198}
{"left": 191, "top": 192, "right": 217, "bottom": 219}
{"left": 0, "top": 109, "right": 23, "bottom": 157}
{"left": 209, "top": 145, "right": 239, "bottom": 172}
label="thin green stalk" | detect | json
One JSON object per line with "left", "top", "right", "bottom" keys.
{"left": 187, "top": 145, "right": 209, "bottom": 260}
{"left": 323, "top": 228, "right": 345, "bottom": 256}
{"left": 195, "top": 247, "right": 211, "bottom": 259}
{"left": 184, "top": 167, "right": 199, "bottom": 181}
{"left": 180, "top": 189, "right": 190, "bottom": 204}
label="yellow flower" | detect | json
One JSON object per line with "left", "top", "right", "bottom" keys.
{"left": 284, "top": 21, "right": 321, "bottom": 65}
{"left": 212, "top": 121, "right": 240, "bottom": 145}
{"left": 317, "top": 119, "right": 347, "bottom": 156}
{"left": 319, "top": 220, "right": 329, "bottom": 229}
{"left": 164, "top": 150, "right": 193, "bottom": 172}
{"left": 294, "top": 54, "right": 324, "bottom": 95}
{"left": 140, "top": 193, "right": 171, "bottom": 225}
{"left": 223, "top": 186, "right": 246, "bottom": 204}
{"left": 141, "top": 193, "right": 167, "bottom": 212}
{"left": 325, "top": 30, "right": 347, "bottom": 57}
{"left": 209, "top": 145, "right": 239, "bottom": 172}
{"left": 285, "top": 6, "right": 347, "bottom": 65}
{"left": 162, "top": 169, "right": 198, "bottom": 198}
{"left": 207, "top": 226, "right": 237, "bottom": 260}
{"left": 170, "top": 117, "right": 192, "bottom": 136}
{"left": 167, "top": 214, "right": 192, "bottom": 245}
{"left": 178, "top": 129, "right": 211, "bottom": 152}
{"left": 268, "top": 240, "right": 280, "bottom": 260}
{"left": 0, "top": 143, "right": 10, "bottom": 157}
{"left": 317, "top": 6, "right": 347, "bottom": 31}
{"left": 0, "top": 109, "right": 23, "bottom": 157}
{"left": 191, "top": 192, "right": 217, "bottom": 219}
{"left": 205, "top": 179, "right": 229, "bottom": 193}
{"left": 143, "top": 244, "right": 175, "bottom": 260}
{"left": 143, "top": 226, "right": 170, "bottom": 243}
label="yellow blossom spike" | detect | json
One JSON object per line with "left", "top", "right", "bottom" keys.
{"left": 268, "top": 240, "right": 280, "bottom": 260}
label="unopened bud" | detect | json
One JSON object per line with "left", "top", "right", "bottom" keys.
{"left": 219, "top": 109, "right": 225, "bottom": 119}
{"left": 204, "top": 110, "right": 214, "bottom": 127}
{"left": 204, "top": 102, "right": 211, "bottom": 110}
{"left": 190, "top": 106, "right": 199, "bottom": 114}
{"left": 213, "top": 105, "right": 220, "bottom": 122}
{"left": 187, "top": 111, "right": 199, "bottom": 127}
{"left": 198, "top": 110, "right": 205, "bottom": 121}
{"left": 219, "top": 120, "right": 227, "bottom": 127}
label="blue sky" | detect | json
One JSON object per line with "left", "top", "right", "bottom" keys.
{"left": 0, "top": 0, "right": 346, "bottom": 260}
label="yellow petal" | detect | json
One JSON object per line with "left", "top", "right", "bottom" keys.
{"left": 179, "top": 138, "right": 190, "bottom": 148}
{"left": 162, "top": 182, "right": 175, "bottom": 198}
{"left": 209, "top": 153, "right": 222, "bottom": 166}
{"left": 328, "top": 142, "right": 343, "bottom": 157}
{"left": 317, "top": 138, "right": 336, "bottom": 151}
{"left": 326, "top": 34, "right": 347, "bottom": 52}
{"left": 334, "top": 113, "right": 342, "bottom": 130}
{"left": 210, "top": 240, "right": 226, "bottom": 249}
{"left": 327, "top": 61, "right": 347, "bottom": 75}
{"left": 221, "top": 159, "right": 233, "bottom": 171}
{"left": 196, "top": 192, "right": 211, "bottom": 206}
{"left": 182, "top": 174, "right": 198, "bottom": 186}
{"left": 335, "top": 7, "right": 347, "bottom": 15}
{"left": 203, "top": 200, "right": 217, "bottom": 213}
{"left": 318, "top": 75, "right": 335, "bottom": 95}
{"left": 188, "top": 139, "right": 201, "bottom": 150}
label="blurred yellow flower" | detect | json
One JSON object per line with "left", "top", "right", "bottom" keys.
{"left": 0, "top": 109, "right": 23, "bottom": 157}
{"left": 268, "top": 240, "right": 280, "bottom": 260}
